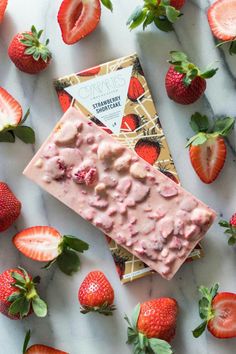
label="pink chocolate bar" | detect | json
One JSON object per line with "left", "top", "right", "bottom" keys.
{"left": 23, "top": 108, "right": 216, "bottom": 280}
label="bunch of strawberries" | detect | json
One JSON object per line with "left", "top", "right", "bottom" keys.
{"left": 1, "top": 0, "right": 236, "bottom": 353}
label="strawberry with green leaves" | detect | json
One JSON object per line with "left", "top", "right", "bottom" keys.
{"left": 125, "top": 298, "right": 178, "bottom": 354}
{"left": 127, "top": 0, "right": 185, "bottom": 32}
{"left": 186, "top": 113, "right": 234, "bottom": 184}
{"left": 13, "top": 226, "right": 89, "bottom": 275}
{"left": 193, "top": 283, "right": 236, "bottom": 339}
{"left": 0, "top": 267, "right": 47, "bottom": 320}
{"left": 165, "top": 51, "right": 218, "bottom": 104}
{"left": 23, "top": 330, "right": 68, "bottom": 354}
{"left": 0, "top": 87, "right": 35, "bottom": 143}
{"left": 219, "top": 212, "right": 236, "bottom": 245}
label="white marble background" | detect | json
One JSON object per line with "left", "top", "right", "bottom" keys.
{"left": 0, "top": 0, "right": 236, "bottom": 353}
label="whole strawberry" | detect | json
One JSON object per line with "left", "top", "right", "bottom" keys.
{"left": 0, "top": 267, "right": 47, "bottom": 319}
{"left": 78, "top": 270, "right": 115, "bottom": 315}
{"left": 186, "top": 113, "right": 234, "bottom": 183}
{"left": 193, "top": 283, "right": 236, "bottom": 339}
{"left": 127, "top": 0, "right": 185, "bottom": 32}
{"left": 8, "top": 25, "right": 52, "bottom": 74}
{"left": 0, "top": 182, "right": 21, "bottom": 232}
{"left": 165, "top": 51, "right": 218, "bottom": 104}
{"left": 125, "top": 298, "right": 178, "bottom": 353}
{"left": 219, "top": 213, "right": 236, "bottom": 245}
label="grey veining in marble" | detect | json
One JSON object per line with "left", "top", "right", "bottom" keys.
{"left": 0, "top": 1, "right": 236, "bottom": 353}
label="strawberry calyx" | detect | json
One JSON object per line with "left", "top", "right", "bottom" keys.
{"left": 80, "top": 301, "right": 116, "bottom": 316}
{"left": 219, "top": 214, "right": 236, "bottom": 245}
{"left": 216, "top": 39, "right": 236, "bottom": 56}
{"left": 8, "top": 267, "right": 47, "bottom": 319}
{"left": 192, "top": 283, "right": 219, "bottom": 338}
{"left": 168, "top": 51, "right": 218, "bottom": 86}
{"left": 0, "top": 108, "right": 35, "bottom": 144}
{"left": 186, "top": 112, "right": 235, "bottom": 147}
{"left": 22, "top": 330, "right": 31, "bottom": 354}
{"left": 124, "top": 303, "right": 173, "bottom": 354}
{"left": 43, "top": 235, "right": 89, "bottom": 275}
{"left": 100, "top": 0, "right": 113, "bottom": 11}
{"left": 20, "top": 25, "right": 51, "bottom": 63}
{"left": 127, "top": 0, "right": 182, "bottom": 33}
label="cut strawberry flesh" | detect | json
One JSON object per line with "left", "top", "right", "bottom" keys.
{"left": 58, "top": 0, "right": 101, "bottom": 44}
{"left": 13, "top": 226, "right": 61, "bottom": 261}
{"left": 208, "top": 0, "right": 236, "bottom": 40}
{"left": 26, "top": 344, "right": 68, "bottom": 354}
{"left": 0, "top": 87, "right": 22, "bottom": 132}
{"left": 208, "top": 293, "right": 236, "bottom": 338}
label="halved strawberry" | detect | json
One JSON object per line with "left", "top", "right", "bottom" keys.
{"left": 0, "top": 87, "right": 22, "bottom": 132}
{"left": 208, "top": 0, "right": 236, "bottom": 41}
{"left": 13, "top": 226, "right": 89, "bottom": 275}
{"left": 186, "top": 113, "right": 234, "bottom": 184}
{"left": 57, "top": 0, "right": 101, "bottom": 45}
{"left": 0, "top": 0, "right": 8, "bottom": 23}
{"left": 193, "top": 284, "right": 236, "bottom": 339}
{"left": 78, "top": 65, "right": 101, "bottom": 76}
{"left": 23, "top": 330, "right": 68, "bottom": 354}
{"left": 121, "top": 114, "right": 140, "bottom": 132}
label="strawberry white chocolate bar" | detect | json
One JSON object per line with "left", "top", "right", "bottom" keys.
{"left": 23, "top": 108, "right": 216, "bottom": 280}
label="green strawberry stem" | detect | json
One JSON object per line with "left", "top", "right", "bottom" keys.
{"left": 0, "top": 108, "right": 35, "bottom": 144}
{"left": 43, "top": 235, "right": 89, "bottom": 276}
{"left": 127, "top": 0, "right": 181, "bottom": 32}
{"left": 192, "top": 283, "right": 219, "bottom": 338}
{"left": 125, "top": 303, "right": 173, "bottom": 354}
{"left": 216, "top": 39, "right": 236, "bottom": 56}
{"left": 186, "top": 113, "right": 235, "bottom": 147}
{"left": 22, "top": 330, "right": 31, "bottom": 354}
{"left": 80, "top": 301, "right": 116, "bottom": 316}
{"left": 8, "top": 267, "right": 47, "bottom": 319}
{"left": 219, "top": 219, "right": 236, "bottom": 245}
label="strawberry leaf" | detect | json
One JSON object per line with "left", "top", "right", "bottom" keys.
{"left": 22, "top": 330, "right": 31, "bottom": 354}
{"left": 62, "top": 235, "right": 89, "bottom": 253}
{"left": 219, "top": 220, "right": 230, "bottom": 227}
{"left": 228, "top": 236, "right": 236, "bottom": 245}
{"left": 165, "top": 6, "right": 180, "bottom": 23}
{"left": 169, "top": 51, "right": 188, "bottom": 64}
{"left": 143, "top": 11, "right": 155, "bottom": 29}
{"left": 190, "top": 113, "right": 209, "bottom": 133}
{"left": 200, "top": 68, "right": 218, "bottom": 79}
{"left": 214, "top": 117, "right": 235, "bottom": 137}
{"left": 127, "top": 6, "right": 146, "bottom": 30}
{"left": 229, "top": 41, "right": 236, "bottom": 55}
{"left": 14, "top": 126, "right": 35, "bottom": 144}
{"left": 9, "top": 296, "right": 26, "bottom": 316}
{"left": 57, "top": 249, "right": 81, "bottom": 275}
{"left": 32, "top": 296, "right": 47, "bottom": 317}
{"left": 0, "top": 130, "right": 15, "bottom": 143}
{"left": 154, "top": 17, "right": 173, "bottom": 32}
{"left": 149, "top": 338, "right": 173, "bottom": 354}
{"left": 192, "top": 321, "right": 207, "bottom": 338}
{"left": 132, "top": 303, "right": 141, "bottom": 328}
{"left": 100, "top": 0, "right": 113, "bottom": 11}
{"left": 8, "top": 292, "right": 21, "bottom": 303}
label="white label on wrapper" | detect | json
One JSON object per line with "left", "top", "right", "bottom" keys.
{"left": 65, "top": 66, "right": 133, "bottom": 135}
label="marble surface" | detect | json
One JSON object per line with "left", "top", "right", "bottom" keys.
{"left": 0, "top": 0, "right": 236, "bottom": 353}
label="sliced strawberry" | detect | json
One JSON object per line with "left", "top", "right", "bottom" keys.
{"left": 189, "top": 137, "right": 226, "bottom": 184}
{"left": 26, "top": 344, "right": 68, "bottom": 354}
{"left": 78, "top": 65, "right": 101, "bottom": 76}
{"left": 0, "top": 87, "right": 22, "bottom": 132}
{"left": 57, "top": 0, "right": 101, "bottom": 45}
{"left": 208, "top": 292, "right": 236, "bottom": 338}
{"left": 13, "top": 226, "right": 61, "bottom": 261}
{"left": 208, "top": 0, "right": 236, "bottom": 41}
{"left": 0, "top": 0, "right": 8, "bottom": 23}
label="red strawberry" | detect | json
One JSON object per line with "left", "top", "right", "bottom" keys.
{"left": 78, "top": 270, "right": 115, "bottom": 315}
{"left": 135, "top": 135, "right": 161, "bottom": 165}
{"left": 157, "top": 0, "right": 185, "bottom": 10}
{"left": 13, "top": 226, "right": 89, "bottom": 275}
{"left": 23, "top": 330, "right": 68, "bottom": 354}
{"left": 91, "top": 116, "right": 113, "bottom": 134}
{"left": 0, "top": 182, "right": 21, "bottom": 232}
{"left": 0, "top": 0, "right": 7, "bottom": 23}
{"left": 57, "top": 0, "right": 101, "bottom": 45}
{"left": 219, "top": 212, "right": 236, "bottom": 245}
{"left": 0, "top": 267, "right": 47, "bottom": 320}
{"left": 165, "top": 51, "right": 217, "bottom": 104}
{"left": 125, "top": 298, "right": 178, "bottom": 353}
{"left": 186, "top": 113, "right": 234, "bottom": 183}
{"left": 128, "top": 77, "right": 145, "bottom": 102}
{"left": 193, "top": 283, "right": 236, "bottom": 339}
{"left": 8, "top": 25, "right": 51, "bottom": 74}
{"left": 78, "top": 65, "right": 101, "bottom": 76}
{"left": 121, "top": 114, "right": 140, "bottom": 132}
{"left": 0, "top": 87, "right": 22, "bottom": 131}
{"left": 58, "top": 91, "right": 72, "bottom": 112}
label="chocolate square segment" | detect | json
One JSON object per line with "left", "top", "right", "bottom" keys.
{"left": 23, "top": 108, "right": 216, "bottom": 280}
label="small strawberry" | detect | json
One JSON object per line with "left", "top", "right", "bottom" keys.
{"left": 13, "top": 226, "right": 89, "bottom": 275}
{"left": 54, "top": 78, "right": 73, "bottom": 112}
{"left": 219, "top": 212, "right": 236, "bottom": 245}
{"left": 208, "top": 0, "right": 236, "bottom": 55}
{"left": 186, "top": 113, "right": 234, "bottom": 184}
{"left": 0, "top": 267, "right": 47, "bottom": 320}
{"left": 0, "top": 87, "right": 35, "bottom": 143}
{"left": 193, "top": 283, "right": 236, "bottom": 339}
{"left": 128, "top": 77, "right": 145, "bottom": 102}
{"left": 58, "top": 0, "right": 112, "bottom": 45}
{"left": 0, "top": 182, "right": 21, "bottom": 232}
{"left": 0, "top": 0, "right": 7, "bottom": 23}
{"left": 78, "top": 65, "right": 101, "bottom": 76}
{"left": 112, "top": 252, "right": 128, "bottom": 279}
{"left": 23, "top": 330, "right": 68, "bottom": 354}
{"left": 165, "top": 51, "right": 218, "bottom": 104}
{"left": 135, "top": 128, "right": 162, "bottom": 165}
{"left": 8, "top": 25, "right": 51, "bottom": 74}
{"left": 125, "top": 298, "right": 178, "bottom": 353}
{"left": 78, "top": 270, "right": 115, "bottom": 315}
{"left": 127, "top": 0, "right": 185, "bottom": 32}
{"left": 121, "top": 114, "right": 140, "bottom": 132}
